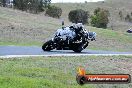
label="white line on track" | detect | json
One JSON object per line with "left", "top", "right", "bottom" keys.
{"left": 0, "top": 54, "right": 132, "bottom": 58}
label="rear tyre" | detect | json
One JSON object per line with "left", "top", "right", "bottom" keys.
{"left": 42, "top": 40, "right": 54, "bottom": 51}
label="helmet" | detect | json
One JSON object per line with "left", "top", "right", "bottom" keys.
{"left": 69, "top": 23, "right": 77, "bottom": 29}
{"left": 72, "top": 23, "right": 78, "bottom": 29}
{"left": 76, "top": 23, "right": 84, "bottom": 29}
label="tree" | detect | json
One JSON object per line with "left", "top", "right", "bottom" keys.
{"left": 91, "top": 8, "right": 109, "bottom": 29}
{"left": 13, "top": 0, "right": 51, "bottom": 13}
{"left": 45, "top": 5, "right": 62, "bottom": 18}
{"left": 84, "top": 1, "right": 87, "bottom": 3}
{"left": 94, "top": 7, "right": 101, "bottom": 15}
{"left": 125, "top": 14, "right": 132, "bottom": 22}
{"left": 13, "top": 0, "right": 29, "bottom": 11}
{"left": 119, "top": 11, "right": 123, "bottom": 20}
{"left": 0, "top": 0, "right": 6, "bottom": 7}
{"left": 68, "top": 9, "right": 89, "bottom": 24}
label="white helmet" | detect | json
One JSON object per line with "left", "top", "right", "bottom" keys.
{"left": 76, "top": 23, "right": 84, "bottom": 29}
{"left": 72, "top": 23, "right": 77, "bottom": 29}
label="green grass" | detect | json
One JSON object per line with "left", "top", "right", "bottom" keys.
{"left": 0, "top": 56, "right": 95, "bottom": 88}
{"left": 0, "top": 76, "right": 74, "bottom": 88}
{"left": 0, "top": 56, "right": 132, "bottom": 88}
{"left": 86, "top": 26, "right": 132, "bottom": 52}
{"left": 0, "top": 40, "right": 42, "bottom": 46}
{"left": 93, "top": 28, "right": 132, "bottom": 43}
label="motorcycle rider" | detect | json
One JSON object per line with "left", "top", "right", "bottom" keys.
{"left": 56, "top": 22, "right": 96, "bottom": 44}
{"left": 55, "top": 23, "right": 84, "bottom": 49}
{"left": 69, "top": 23, "right": 87, "bottom": 42}
{"left": 69, "top": 23, "right": 84, "bottom": 33}
{"left": 55, "top": 23, "right": 84, "bottom": 41}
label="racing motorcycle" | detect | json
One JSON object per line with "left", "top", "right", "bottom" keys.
{"left": 42, "top": 24, "right": 96, "bottom": 52}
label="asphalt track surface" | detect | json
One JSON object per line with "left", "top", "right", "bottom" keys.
{"left": 0, "top": 46, "right": 132, "bottom": 58}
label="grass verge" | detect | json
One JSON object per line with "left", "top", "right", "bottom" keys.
{"left": 0, "top": 56, "right": 132, "bottom": 88}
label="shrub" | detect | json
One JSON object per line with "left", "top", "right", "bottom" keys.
{"left": 94, "top": 7, "right": 101, "bottom": 15}
{"left": 91, "top": 15, "right": 99, "bottom": 27}
{"left": 68, "top": 9, "right": 89, "bottom": 24}
{"left": 119, "top": 11, "right": 123, "bottom": 20}
{"left": 85, "top": 1, "right": 88, "bottom": 3}
{"left": 125, "top": 14, "right": 132, "bottom": 22}
{"left": 45, "top": 6, "right": 62, "bottom": 18}
{"left": 13, "top": 0, "right": 51, "bottom": 13}
{"left": 0, "top": 0, "right": 6, "bottom": 7}
{"left": 91, "top": 8, "right": 109, "bottom": 29}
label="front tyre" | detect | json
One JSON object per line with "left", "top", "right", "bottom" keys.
{"left": 42, "top": 40, "right": 54, "bottom": 51}
{"left": 72, "top": 42, "right": 88, "bottom": 53}
{"left": 73, "top": 47, "right": 83, "bottom": 53}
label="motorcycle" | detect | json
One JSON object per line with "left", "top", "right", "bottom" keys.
{"left": 42, "top": 24, "right": 96, "bottom": 52}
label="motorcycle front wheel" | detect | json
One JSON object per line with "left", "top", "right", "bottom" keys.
{"left": 42, "top": 40, "right": 54, "bottom": 51}
{"left": 72, "top": 42, "right": 89, "bottom": 53}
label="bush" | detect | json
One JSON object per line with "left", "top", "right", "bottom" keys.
{"left": 68, "top": 9, "right": 89, "bottom": 24}
{"left": 119, "top": 11, "right": 123, "bottom": 20}
{"left": 0, "top": 0, "right": 6, "bottom": 7}
{"left": 125, "top": 14, "right": 132, "bottom": 22}
{"left": 91, "top": 8, "right": 109, "bottom": 29}
{"left": 45, "top": 6, "right": 62, "bottom": 18}
{"left": 13, "top": 0, "right": 51, "bottom": 13}
{"left": 94, "top": 8, "right": 101, "bottom": 15}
